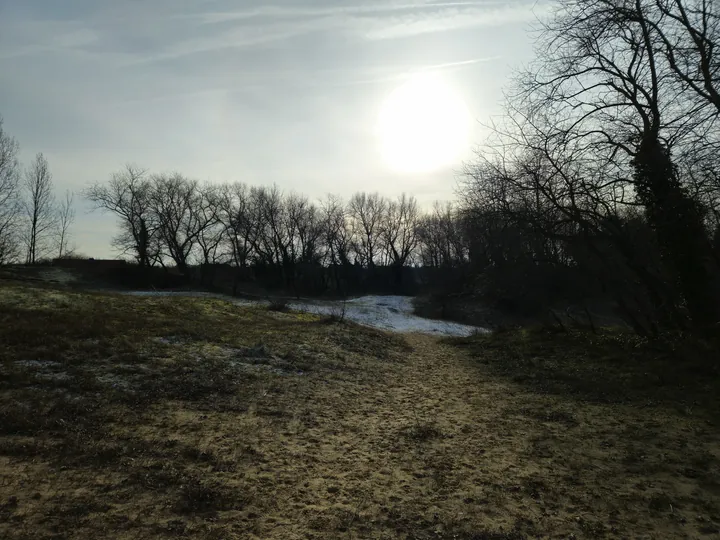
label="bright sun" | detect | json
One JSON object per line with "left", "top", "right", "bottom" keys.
{"left": 377, "top": 73, "right": 471, "bottom": 174}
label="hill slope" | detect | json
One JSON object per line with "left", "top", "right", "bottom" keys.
{"left": 0, "top": 282, "right": 718, "bottom": 539}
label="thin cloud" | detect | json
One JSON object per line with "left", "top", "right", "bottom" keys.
{"left": 128, "top": 2, "right": 539, "bottom": 65}
{"left": 194, "top": 2, "right": 501, "bottom": 24}
{"left": 421, "top": 56, "right": 501, "bottom": 71}
{"left": 125, "top": 16, "right": 342, "bottom": 64}
{"left": 115, "top": 55, "right": 499, "bottom": 103}
{"left": 1, "top": 1, "right": 539, "bottom": 64}
{"left": 329, "top": 56, "right": 501, "bottom": 86}
{"left": 362, "top": 4, "right": 541, "bottom": 40}
{"left": 0, "top": 21, "right": 99, "bottom": 60}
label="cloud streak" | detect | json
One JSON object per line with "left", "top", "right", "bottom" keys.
{"left": 362, "top": 4, "right": 542, "bottom": 40}
{"left": 326, "top": 56, "right": 501, "bottom": 87}
{"left": 112, "top": 55, "right": 499, "bottom": 106}
{"left": 1, "top": 1, "right": 540, "bottom": 65}
{"left": 0, "top": 20, "right": 100, "bottom": 60}
{"left": 127, "top": 2, "right": 539, "bottom": 64}
{"left": 193, "top": 1, "right": 504, "bottom": 23}
{"left": 126, "top": 18, "right": 337, "bottom": 64}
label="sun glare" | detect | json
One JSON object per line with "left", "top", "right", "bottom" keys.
{"left": 377, "top": 73, "right": 471, "bottom": 174}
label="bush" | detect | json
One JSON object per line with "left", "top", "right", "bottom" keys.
{"left": 321, "top": 300, "right": 347, "bottom": 324}
{"left": 267, "top": 298, "right": 290, "bottom": 312}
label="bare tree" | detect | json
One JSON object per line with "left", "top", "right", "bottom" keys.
{"left": 321, "top": 195, "right": 351, "bottom": 266}
{"left": 286, "top": 193, "right": 324, "bottom": 264}
{"left": 417, "top": 202, "right": 469, "bottom": 268}
{"left": 149, "top": 173, "right": 214, "bottom": 273}
{"left": 55, "top": 190, "right": 75, "bottom": 258}
{"left": 494, "top": 0, "right": 720, "bottom": 329}
{"left": 22, "top": 153, "right": 56, "bottom": 264}
{"left": 218, "top": 182, "right": 258, "bottom": 268}
{"left": 0, "top": 117, "right": 21, "bottom": 264}
{"left": 381, "top": 193, "right": 420, "bottom": 267}
{"left": 195, "top": 184, "right": 225, "bottom": 266}
{"left": 254, "top": 185, "right": 290, "bottom": 267}
{"left": 84, "top": 165, "right": 157, "bottom": 266}
{"left": 348, "top": 192, "right": 387, "bottom": 267}
{"left": 320, "top": 194, "right": 352, "bottom": 293}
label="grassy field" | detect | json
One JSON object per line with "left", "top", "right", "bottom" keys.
{"left": 1, "top": 281, "right": 719, "bottom": 539}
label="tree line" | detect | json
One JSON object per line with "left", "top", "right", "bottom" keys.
{"left": 0, "top": 118, "right": 75, "bottom": 264}
{"left": 83, "top": 165, "right": 469, "bottom": 276}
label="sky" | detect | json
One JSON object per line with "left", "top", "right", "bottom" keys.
{"left": 0, "top": 0, "right": 542, "bottom": 258}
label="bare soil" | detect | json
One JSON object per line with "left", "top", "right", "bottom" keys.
{"left": 1, "top": 280, "right": 719, "bottom": 539}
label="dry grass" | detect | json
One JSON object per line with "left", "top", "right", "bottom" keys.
{"left": 1, "top": 279, "right": 719, "bottom": 539}
{"left": 445, "top": 328, "right": 720, "bottom": 539}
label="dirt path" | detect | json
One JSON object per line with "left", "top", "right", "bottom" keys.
{"left": 214, "top": 333, "right": 613, "bottom": 539}
{"left": 221, "top": 333, "right": 523, "bottom": 539}
{"left": 244, "top": 333, "right": 718, "bottom": 539}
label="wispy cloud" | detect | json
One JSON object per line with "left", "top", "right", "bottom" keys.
{"left": 126, "top": 2, "right": 539, "bottom": 64}
{"left": 328, "top": 56, "right": 501, "bottom": 86}
{"left": 362, "top": 4, "right": 542, "bottom": 40}
{"left": 0, "top": 20, "right": 99, "bottom": 60}
{"left": 126, "top": 17, "right": 338, "bottom": 64}
{"left": 113, "top": 55, "right": 499, "bottom": 106}
{"left": 193, "top": 2, "right": 503, "bottom": 24}
{"left": 0, "top": 1, "right": 539, "bottom": 65}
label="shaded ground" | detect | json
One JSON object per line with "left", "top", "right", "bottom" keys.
{"left": 1, "top": 280, "right": 719, "bottom": 539}
{"left": 1, "top": 265, "right": 482, "bottom": 336}
{"left": 413, "top": 293, "right": 630, "bottom": 331}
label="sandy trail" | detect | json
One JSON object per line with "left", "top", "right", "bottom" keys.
{"left": 262, "top": 332, "right": 708, "bottom": 539}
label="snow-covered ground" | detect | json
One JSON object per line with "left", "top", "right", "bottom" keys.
{"left": 290, "top": 295, "right": 483, "bottom": 337}
{"left": 123, "top": 291, "right": 485, "bottom": 337}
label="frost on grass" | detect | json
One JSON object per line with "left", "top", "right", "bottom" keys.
{"left": 153, "top": 335, "right": 191, "bottom": 345}
{"left": 209, "top": 343, "right": 306, "bottom": 376}
{"left": 14, "top": 360, "right": 71, "bottom": 381}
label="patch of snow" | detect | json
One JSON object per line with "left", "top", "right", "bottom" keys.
{"left": 14, "top": 361, "right": 72, "bottom": 381}
{"left": 96, "top": 373, "right": 136, "bottom": 391}
{"left": 123, "top": 290, "right": 486, "bottom": 337}
{"left": 224, "top": 345, "right": 303, "bottom": 375}
{"left": 291, "top": 295, "right": 485, "bottom": 337}
{"left": 154, "top": 335, "right": 189, "bottom": 345}
{"left": 37, "top": 371, "right": 72, "bottom": 381}
{"left": 14, "top": 360, "right": 63, "bottom": 369}
{"left": 25, "top": 386, "right": 83, "bottom": 400}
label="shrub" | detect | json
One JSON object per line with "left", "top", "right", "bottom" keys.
{"left": 267, "top": 298, "right": 290, "bottom": 312}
